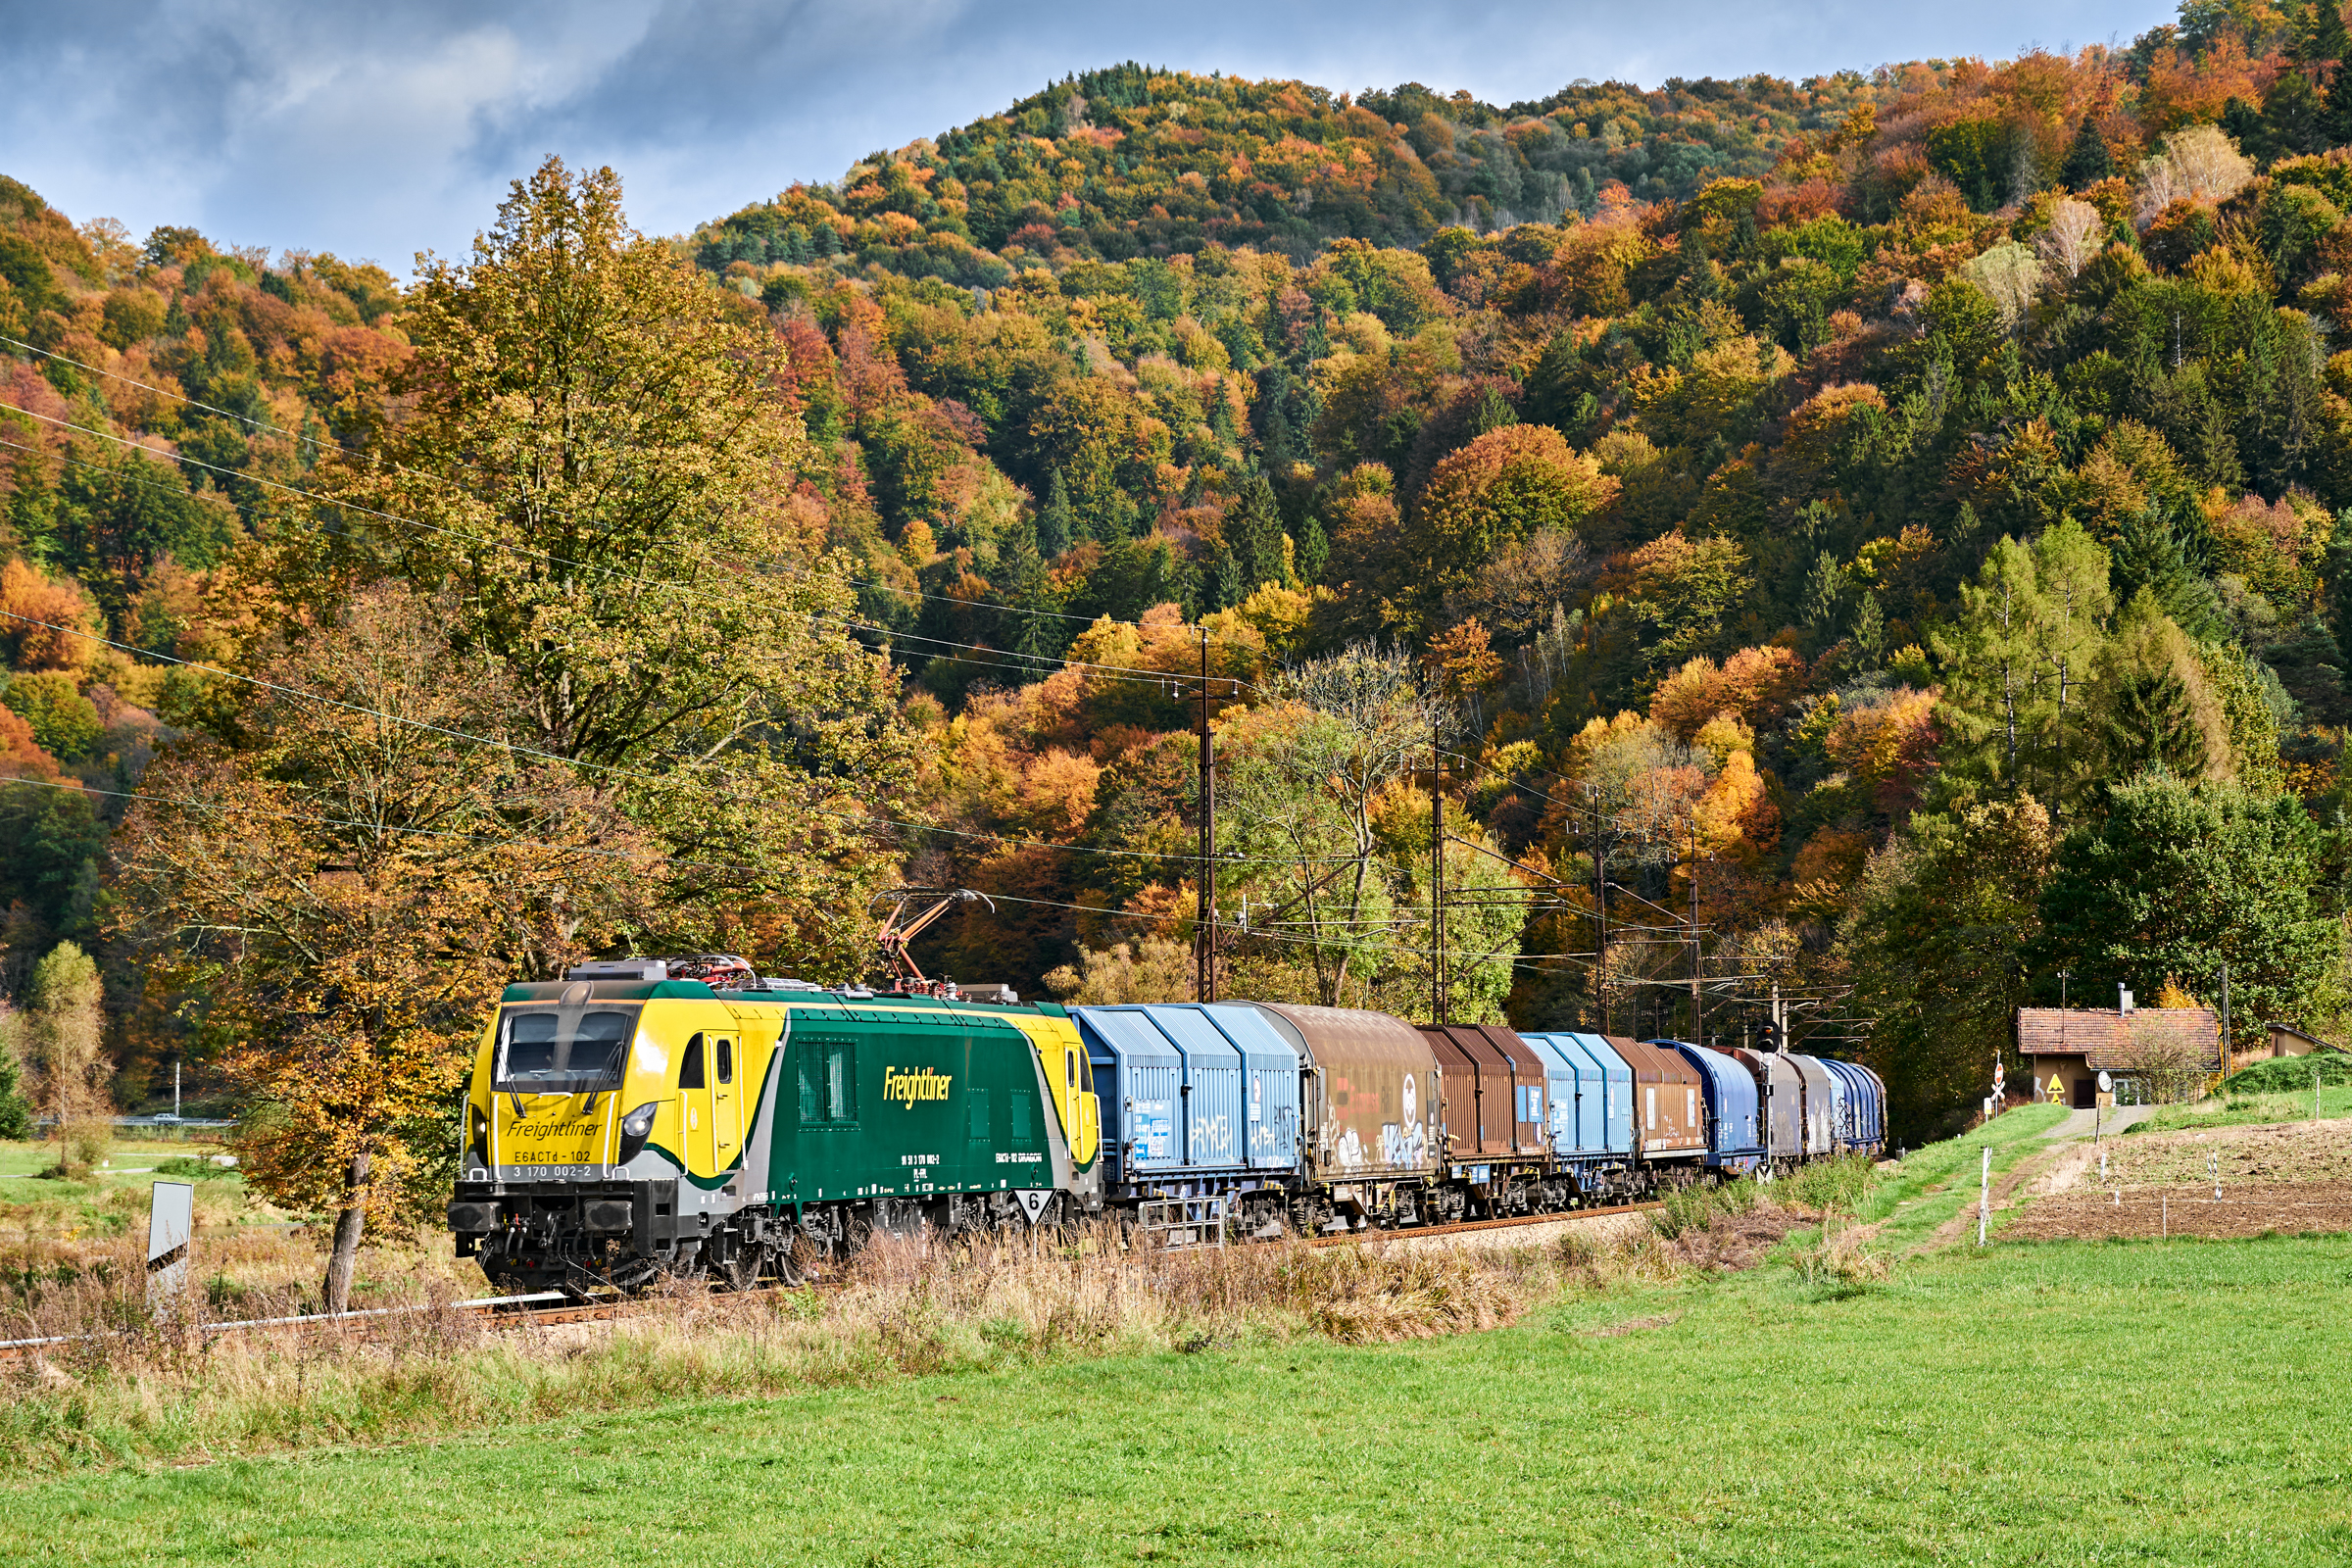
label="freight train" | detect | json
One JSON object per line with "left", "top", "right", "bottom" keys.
{"left": 447, "top": 960, "right": 1885, "bottom": 1295}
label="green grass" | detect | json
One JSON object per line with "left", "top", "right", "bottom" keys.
{"left": 2127, "top": 1086, "right": 2352, "bottom": 1135}
{"left": 5, "top": 1235, "right": 2345, "bottom": 1566}
{"left": 2222, "top": 1054, "right": 2352, "bottom": 1094}
{"left": 1860, "top": 1102, "right": 2069, "bottom": 1250}
{"left": 0, "top": 1138, "right": 255, "bottom": 1238}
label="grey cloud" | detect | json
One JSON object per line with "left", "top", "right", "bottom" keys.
{"left": 2, "top": 0, "right": 2172, "bottom": 267}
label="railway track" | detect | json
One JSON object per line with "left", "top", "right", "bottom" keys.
{"left": 0, "top": 1200, "right": 1668, "bottom": 1361}
{"left": 1304, "top": 1199, "right": 1662, "bottom": 1248}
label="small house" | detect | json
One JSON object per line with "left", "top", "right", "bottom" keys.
{"left": 2264, "top": 1021, "right": 2347, "bottom": 1059}
{"left": 2016, "top": 1006, "right": 2220, "bottom": 1108}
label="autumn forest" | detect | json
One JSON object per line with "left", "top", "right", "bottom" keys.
{"left": 7, "top": 2, "right": 2352, "bottom": 1223}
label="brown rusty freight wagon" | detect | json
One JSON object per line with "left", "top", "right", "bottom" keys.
{"left": 1418, "top": 1024, "right": 1549, "bottom": 1157}
{"left": 1235, "top": 1002, "right": 1440, "bottom": 1191}
{"left": 1609, "top": 1036, "right": 1707, "bottom": 1166}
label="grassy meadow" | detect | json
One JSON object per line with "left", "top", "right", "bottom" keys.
{"left": 1, "top": 1105, "right": 2347, "bottom": 1565}
{"left": 5, "top": 1234, "right": 2346, "bottom": 1566}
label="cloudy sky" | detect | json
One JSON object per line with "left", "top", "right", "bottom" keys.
{"left": 6, "top": 0, "right": 2172, "bottom": 269}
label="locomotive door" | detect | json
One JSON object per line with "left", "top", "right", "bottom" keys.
{"left": 677, "top": 1033, "right": 709, "bottom": 1176}
{"left": 711, "top": 1033, "right": 742, "bottom": 1173}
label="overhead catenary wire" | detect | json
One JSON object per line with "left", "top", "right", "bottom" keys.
{"left": 0, "top": 408, "right": 1275, "bottom": 708}
{"left": 0, "top": 332, "right": 1273, "bottom": 645}
{"left": 3, "top": 355, "right": 1860, "bottom": 994}
{"left": 3, "top": 350, "right": 1880, "bottom": 1023}
{"left": 0, "top": 767, "right": 1493, "bottom": 980}
{"left": 0, "top": 608, "right": 1346, "bottom": 869}
{"left": 5, "top": 421, "right": 1240, "bottom": 705}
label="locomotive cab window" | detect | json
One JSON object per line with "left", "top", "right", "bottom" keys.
{"left": 716, "top": 1039, "right": 733, "bottom": 1085}
{"left": 678, "top": 1035, "right": 706, "bottom": 1089}
{"left": 494, "top": 1003, "right": 640, "bottom": 1093}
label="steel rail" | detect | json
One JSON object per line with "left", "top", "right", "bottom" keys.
{"left": 1305, "top": 1199, "right": 1662, "bottom": 1248}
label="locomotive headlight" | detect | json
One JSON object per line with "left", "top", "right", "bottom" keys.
{"left": 617, "top": 1102, "right": 661, "bottom": 1163}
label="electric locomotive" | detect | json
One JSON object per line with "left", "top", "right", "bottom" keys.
{"left": 446, "top": 957, "right": 1102, "bottom": 1295}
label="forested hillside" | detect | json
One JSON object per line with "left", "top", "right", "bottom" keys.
{"left": 8, "top": 4, "right": 2352, "bottom": 1175}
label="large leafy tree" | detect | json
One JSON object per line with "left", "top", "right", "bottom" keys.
{"left": 316, "top": 158, "right": 910, "bottom": 971}
{"left": 2034, "top": 772, "right": 2341, "bottom": 1043}
{"left": 1404, "top": 425, "right": 1616, "bottom": 627}
{"left": 1845, "top": 799, "right": 2053, "bottom": 1141}
{"left": 1218, "top": 644, "right": 1447, "bottom": 1006}
{"left": 116, "top": 586, "right": 659, "bottom": 1311}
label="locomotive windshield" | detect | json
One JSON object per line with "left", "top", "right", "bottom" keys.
{"left": 494, "top": 1003, "right": 641, "bottom": 1093}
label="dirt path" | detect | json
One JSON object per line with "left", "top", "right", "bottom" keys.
{"left": 1923, "top": 1143, "right": 2070, "bottom": 1250}
{"left": 2034, "top": 1104, "right": 2156, "bottom": 1142}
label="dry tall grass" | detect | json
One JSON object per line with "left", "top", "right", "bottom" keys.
{"left": 0, "top": 1202, "right": 1802, "bottom": 1473}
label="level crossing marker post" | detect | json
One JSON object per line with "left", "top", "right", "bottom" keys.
{"left": 1977, "top": 1146, "right": 1989, "bottom": 1247}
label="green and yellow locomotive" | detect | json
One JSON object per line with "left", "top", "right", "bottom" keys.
{"left": 447, "top": 959, "right": 1102, "bottom": 1293}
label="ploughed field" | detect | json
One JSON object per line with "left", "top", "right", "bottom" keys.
{"left": 2002, "top": 1115, "right": 2352, "bottom": 1243}
{"left": 9, "top": 1230, "right": 2349, "bottom": 1564}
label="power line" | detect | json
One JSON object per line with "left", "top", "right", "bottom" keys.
{"left": 0, "top": 607, "right": 1342, "bottom": 869}
{"left": 0, "top": 422, "right": 1266, "bottom": 703}
{"left": 0, "top": 332, "right": 1271, "bottom": 645}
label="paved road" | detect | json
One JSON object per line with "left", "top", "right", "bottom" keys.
{"left": 2037, "top": 1104, "right": 2157, "bottom": 1141}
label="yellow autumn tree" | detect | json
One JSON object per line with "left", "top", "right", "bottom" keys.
{"left": 116, "top": 586, "right": 661, "bottom": 1311}
{"left": 1406, "top": 425, "right": 1617, "bottom": 623}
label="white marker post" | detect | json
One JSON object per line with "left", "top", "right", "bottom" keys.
{"left": 1978, "top": 1146, "right": 1990, "bottom": 1247}
{"left": 147, "top": 1180, "right": 193, "bottom": 1318}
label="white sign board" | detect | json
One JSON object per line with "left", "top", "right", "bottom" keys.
{"left": 147, "top": 1181, "right": 193, "bottom": 1313}
{"left": 2096, "top": 1070, "right": 2113, "bottom": 1095}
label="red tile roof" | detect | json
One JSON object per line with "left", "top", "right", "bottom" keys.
{"left": 2016, "top": 1007, "right": 2219, "bottom": 1071}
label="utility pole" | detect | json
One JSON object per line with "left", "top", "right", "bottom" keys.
{"left": 1689, "top": 818, "right": 1702, "bottom": 1046}
{"left": 2219, "top": 963, "right": 2230, "bottom": 1083}
{"left": 1590, "top": 785, "right": 1607, "bottom": 1037}
{"left": 1197, "top": 628, "right": 1216, "bottom": 1004}
{"left": 1430, "top": 733, "right": 1446, "bottom": 1025}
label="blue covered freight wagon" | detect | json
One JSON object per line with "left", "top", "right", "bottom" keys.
{"left": 1659, "top": 1040, "right": 1766, "bottom": 1174}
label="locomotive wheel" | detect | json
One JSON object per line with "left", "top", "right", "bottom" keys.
{"left": 716, "top": 1243, "right": 768, "bottom": 1292}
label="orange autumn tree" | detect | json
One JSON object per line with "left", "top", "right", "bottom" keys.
{"left": 115, "top": 586, "right": 659, "bottom": 1312}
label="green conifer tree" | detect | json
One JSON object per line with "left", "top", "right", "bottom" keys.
{"left": 2306, "top": 0, "right": 2351, "bottom": 71}
{"left": 2319, "top": 0, "right": 2352, "bottom": 144}
{"left": 2264, "top": 68, "right": 2325, "bottom": 159}
{"left": 2222, "top": 96, "right": 2273, "bottom": 166}
{"left": 2059, "top": 114, "right": 2114, "bottom": 189}
{"left": 1037, "top": 467, "right": 1076, "bottom": 557}
{"left": 1223, "top": 475, "right": 1289, "bottom": 593}
{"left": 2113, "top": 505, "right": 2223, "bottom": 640}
